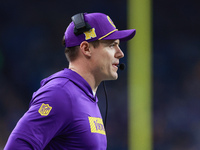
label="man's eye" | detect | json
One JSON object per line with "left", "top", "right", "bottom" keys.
{"left": 110, "top": 44, "right": 115, "bottom": 48}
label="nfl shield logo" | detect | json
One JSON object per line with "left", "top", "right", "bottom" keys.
{"left": 38, "top": 103, "right": 52, "bottom": 116}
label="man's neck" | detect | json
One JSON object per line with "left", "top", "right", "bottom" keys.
{"left": 69, "top": 64, "right": 99, "bottom": 94}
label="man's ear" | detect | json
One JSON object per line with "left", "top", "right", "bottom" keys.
{"left": 80, "top": 41, "right": 92, "bottom": 57}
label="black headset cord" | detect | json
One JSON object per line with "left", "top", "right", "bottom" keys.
{"left": 102, "top": 64, "right": 125, "bottom": 130}
{"left": 103, "top": 81, "right": 108, "bottom": 130}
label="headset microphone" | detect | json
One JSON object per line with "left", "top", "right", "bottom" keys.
{"left": 118, "top": 63, "right": 126, "bottom": 70}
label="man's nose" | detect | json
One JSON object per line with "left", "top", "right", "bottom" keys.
{"left": 115, "top": 46, "right": 124, "bottom": 59}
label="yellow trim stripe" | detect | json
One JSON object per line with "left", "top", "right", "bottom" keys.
{"left": 98, "top": 29, "right": 118, "bottom": 40}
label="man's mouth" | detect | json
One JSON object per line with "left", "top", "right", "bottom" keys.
{"left": 112, "top": 63, "right": 119, "bottom": 69}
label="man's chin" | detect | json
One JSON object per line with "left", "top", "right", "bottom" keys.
{"left": 103, "top": 72, "right": 118, "bottom": 81}
{"left": 110, "top": 73, "right": 118, "bottom": 80}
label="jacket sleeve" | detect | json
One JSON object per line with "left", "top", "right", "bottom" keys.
{"left": 4, "top": 86, "right": 73, "bottom": 150}
{"left": 4, "top": 135, "right": 34, "bottom": 150}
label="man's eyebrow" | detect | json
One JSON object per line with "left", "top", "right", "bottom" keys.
{"left": 111, "top": 40, "right": 120, "bottom": 46}
{"left": 113, "top": 41, "right": 120, "bottom": 45}
{"left": 100, "top": 40, "right": 120, "bottom": 46}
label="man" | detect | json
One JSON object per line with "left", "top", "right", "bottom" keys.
{"left": 4, "top": 12, "right": 136, "bottom": 149}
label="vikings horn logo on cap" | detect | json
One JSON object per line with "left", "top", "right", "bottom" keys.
{"left": 107, "top": 16, "right": 116, "bottom": 28}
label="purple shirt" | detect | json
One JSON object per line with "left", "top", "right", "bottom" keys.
{"left": 4, "top": 69, "right": 107, "bottom": 150}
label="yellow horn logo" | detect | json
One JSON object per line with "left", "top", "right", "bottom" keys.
{"left": 107, "top": 16, "right": 116, "bottom": 28}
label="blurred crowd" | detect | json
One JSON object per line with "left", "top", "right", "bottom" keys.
{"left": 1, "top": 0, "right": 200, "bottom": 149}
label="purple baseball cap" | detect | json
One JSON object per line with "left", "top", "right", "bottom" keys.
{"left": 64, "top": 12, "right": 136, "bottom": 47}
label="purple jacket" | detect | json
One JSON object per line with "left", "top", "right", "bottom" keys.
{"left": 4, "top": 68, "right": 107, "bottom": 150}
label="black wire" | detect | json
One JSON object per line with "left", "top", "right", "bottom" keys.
{"left": 103, "top": 81, "right": 108, "bottom": 130}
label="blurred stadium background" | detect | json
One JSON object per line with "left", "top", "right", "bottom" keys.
{"left": 1, "top": 0, "right": 200, "bottom": 149}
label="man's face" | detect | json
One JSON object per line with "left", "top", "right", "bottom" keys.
{"left": 90, "top": 39, "right": 124, "bottom": 82}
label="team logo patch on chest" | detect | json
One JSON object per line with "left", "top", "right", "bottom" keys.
{"left": 88, "top": 117, "right": 106, "bottom": 135}
{"left": 38, "top": 103, "right": 52, "bottom": 116}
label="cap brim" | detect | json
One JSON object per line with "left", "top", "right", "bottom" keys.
{"left": 102, "top": 29, "right": 136, "bottom": 41}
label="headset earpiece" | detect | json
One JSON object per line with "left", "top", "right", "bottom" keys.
{"left": 71, "top": 13, "right": 92, "bottom": 36}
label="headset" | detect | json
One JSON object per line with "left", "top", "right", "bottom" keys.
{"left": 71, "top": 13, "right": 92, "bottom": 36}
